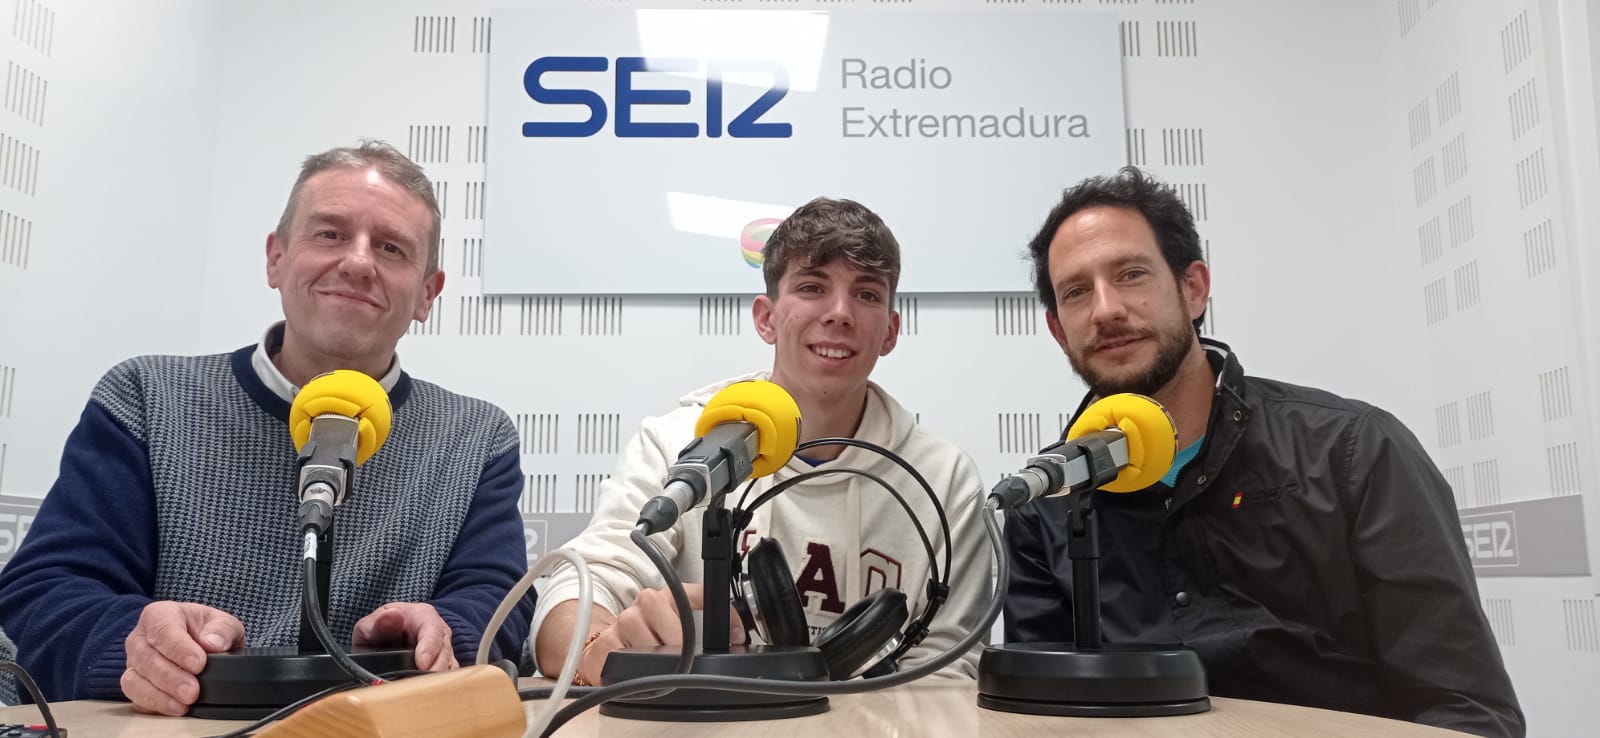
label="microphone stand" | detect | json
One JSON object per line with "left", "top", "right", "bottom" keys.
{"left": 976, "top": 436, "right": 1211, "bottom": 718}
{"left": 1065, "top": 490, "right": 1104, "bottom": 650}
{"left": 975, "top": 486, "right": 1210, "bottom": 717}
{"left": 597, "top": 498, "right": 831, "bottom": 721}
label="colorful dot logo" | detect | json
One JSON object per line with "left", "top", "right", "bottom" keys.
{"left": 740, "top": 218, "right": 783, "bottom": 269}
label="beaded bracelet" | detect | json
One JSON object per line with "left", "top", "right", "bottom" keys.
{"left": 571, "top": 631, "right": 604, "bottom": 686}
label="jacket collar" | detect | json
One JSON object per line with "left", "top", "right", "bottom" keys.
{"left": 1204, "top": 337, "right": 1246, "bottom": 407}
{"left": 1171, "top": 337, "right": 1251, "bottom": 513}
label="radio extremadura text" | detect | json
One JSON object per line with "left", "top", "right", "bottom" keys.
{"left": 841, "top": 58, "right": 1089, "bottom": 140}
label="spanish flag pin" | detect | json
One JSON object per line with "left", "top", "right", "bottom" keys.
{"left": 1231, "top": 492, "right": 1243, "bottom": 509}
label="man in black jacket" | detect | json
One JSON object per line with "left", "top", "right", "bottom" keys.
{"left": 1005, "top": 166, "right": 1523, "bottom": 737}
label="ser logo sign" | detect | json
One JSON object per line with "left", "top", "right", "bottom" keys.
{"left": 521, "top": 57, "right": 793, "bottom": 139}
{"left": 1459, "top": 510, "right": 1517, "bottom": 568}
{"left": 0, "top": 495, "right": 38, "bottom": 566}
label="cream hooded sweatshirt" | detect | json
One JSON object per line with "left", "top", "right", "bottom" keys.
{"left": 531, "top": 371, "right": 991, "bottom": 677}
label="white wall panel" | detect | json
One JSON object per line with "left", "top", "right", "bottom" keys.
{"left": 0, "top": 0, "right": 222, "bottom": 495}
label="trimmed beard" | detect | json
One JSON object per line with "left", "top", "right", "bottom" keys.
{"left": 1071, "top": 318, "right": 1195, "bottom": 398}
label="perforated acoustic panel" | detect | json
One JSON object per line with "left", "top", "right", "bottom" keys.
{"left": 11, "top": 0, "right": 52, "bottom": 56}
{"left": 0, "top": 209, "right": 30, "bottom": 269}
{"left": 0, "top": 364, "right": 13, "bottom": 420}
{"left": 0, "top": 0, "right": 52, "bottom": 508}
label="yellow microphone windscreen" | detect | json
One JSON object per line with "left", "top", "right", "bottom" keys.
{"left": 289, "top": 370, "right": 393, "bottom": 466}
{"left": 695, "top": 380, "right": 802, "bottom": 478}
{"left": 1067, "top": 394, "right": 1177, "bottom": 493}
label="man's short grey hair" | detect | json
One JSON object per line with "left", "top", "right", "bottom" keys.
{"left": 275, "top": 139, "right": 442, "bottom": 273}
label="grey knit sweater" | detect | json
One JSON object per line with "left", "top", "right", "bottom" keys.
{"left": 0, "top": 345, "right": 533, "bottom": 702}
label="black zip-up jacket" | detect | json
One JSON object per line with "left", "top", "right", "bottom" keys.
{"left": 1003, "top": 339, "right": 1524, "bottom": 737}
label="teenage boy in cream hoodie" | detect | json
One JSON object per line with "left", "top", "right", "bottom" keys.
{"left": 532, "top": 197, "right": 989, "bottom": 685}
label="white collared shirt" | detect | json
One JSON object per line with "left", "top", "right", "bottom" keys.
{"left": 249, "top": 322, "right": 402, "bottom": 403}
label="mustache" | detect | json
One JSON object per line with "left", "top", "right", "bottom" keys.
{"left": 1089, "top": 328, "right": 1156, "bottom": 351}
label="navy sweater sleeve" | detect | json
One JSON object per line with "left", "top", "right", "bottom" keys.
{"left": 428, "top": 446, "right": 536, "bottom": 664}
{"left": 0, "top": 400, "right": 158, "bottom": 701}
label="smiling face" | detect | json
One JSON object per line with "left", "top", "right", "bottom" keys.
{"left": 753, "top": 257, "right": 900, "bottom": 409}
{"left": 1044, "top": 205, "right": 1208, "bottom": 397}
{"left": 266, "top": 166, "right": 444, "bottom": 378}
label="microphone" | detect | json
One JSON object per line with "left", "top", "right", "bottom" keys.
{"left": 637, "top": 380, "right": 802, "bottom": 535}
{"left": 991, "top": 393, "right": 1177, "bottom": 509}
{"left": 977, "top": 394, "right": 1211, "bottom": 718}
{"left": 289, "top": 370, "right": 393, "bottom": 535}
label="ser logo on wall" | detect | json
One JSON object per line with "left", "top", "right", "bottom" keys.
{"left": 486, "top": 8, "right": 1127, "bottom": 294}
{"left": 521, "top": 57, "right": 793, "bottom": 139}
{"left": 1455, "top": 497, "right": 1589, "bottom": 578}
{"left": 0, "top": 494, "right": 39, "bottom": 568}
{"left": 1460, "top": 510, "right": 1517, "bottom": 567}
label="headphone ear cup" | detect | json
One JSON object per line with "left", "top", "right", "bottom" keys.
{"left": 746, "top": 538, "right": 810, "bottom": 647}
{"left": 812, "top": 588, "right": 908, "bottom": 680}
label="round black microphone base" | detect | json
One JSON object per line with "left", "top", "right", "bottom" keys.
{"left": 190, "top": 647, "right": 415, "bottom": 720}
{"left": 598, "top": 644, "right": 830, "bottom": 722}
{"left": 976, "top": 642, "right": 1210, "bottom": 718}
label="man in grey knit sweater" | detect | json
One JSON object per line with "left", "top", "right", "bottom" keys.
{"left": 0, "top": 141, "right": 534, "bottom": 715}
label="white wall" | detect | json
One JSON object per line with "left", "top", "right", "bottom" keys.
{"left": 1390, "top": 1, "right": 1600, "bottom": 729}
{"left": 1545, "top": 0, "right": 1600, "bottom": 591}
{"left": 0, "top": 0, "right": 223, "bottom": 494}
{"left": 0, "top": 0, "right": 1596, "bottom": 732}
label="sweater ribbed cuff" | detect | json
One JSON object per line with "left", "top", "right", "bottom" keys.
{"left": 435, "top": 606, "right": 486, "bottom": 665}
{"left": 82, "top": 645, "right": 131, "bottom": 701}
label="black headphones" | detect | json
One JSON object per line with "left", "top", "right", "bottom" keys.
{"left": 733, "top": 537, "right": 912, "bottom": 679}
{"left": 722, "top": 443, "right": 952, "bottom": 680}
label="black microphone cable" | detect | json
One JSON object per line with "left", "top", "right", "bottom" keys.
{"left": 0, "top": 660, "right": 64, "bottom": 738}
{"left": 624, "top": 522, "right": 696, "bottom": 701}
{"left": 299, "top": 528, "right": 384, "bottom": 687}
